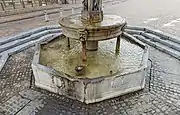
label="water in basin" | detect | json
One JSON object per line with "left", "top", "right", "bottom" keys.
{"left": 40, "top": 36, "right": 144, "bottom": 78}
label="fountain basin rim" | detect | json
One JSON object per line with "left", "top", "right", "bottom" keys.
{"left": 32, "top": 33, "right": 149, "bottom": 81}
{"left": 32, "top": 33, "right": 149, "bottom": 104}
{"left": 59, "top": 13, "right": 126, "bottom": 30}
{"left": 32, "top": 62, "right": 147, "bottom": 82}
{"left": 59, "top": 14, "right": 126, "bottom": 41}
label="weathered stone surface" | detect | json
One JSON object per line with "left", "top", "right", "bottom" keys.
{"left": 0, "top": 25, "right": 180, "bottom": 114}
{"left": 0, "top": 48, "right": 34, "bottom": 104}
{"left": 32, "top": 33, "right": 148, "bottom": 104}
{"left": 16, "top": 90, "right": 46, "bottom": 115}
{"left": 0, "top": 95, "right": 30, "bottom": 115}
{"left": 124, "top": 26, "right": 180, "bottom": 60}
{"left": 59, "top": 14, "right": 126, "bottom": 41}
{"left": 0, "top": 45, "right": 180, "bottom": 115}
{"left": 81, "top": 0, "right": 103, "bottom": 23}
{"left": 1, "top": 0, "right": 180, "bottom": 114}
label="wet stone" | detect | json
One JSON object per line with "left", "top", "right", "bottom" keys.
{"left": 0, "top": 95, "right": 30, "bottom": 115}
{"left": 0, "top": 47, "right": 35, "bottom": 104}
{"left": 16, "top": 95, "right": 46, "bottom": 115}
{"left": 19, "top": 89, "right": 42, "bottom": 100}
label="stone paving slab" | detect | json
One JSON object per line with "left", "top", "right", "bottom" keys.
{"left": 16, "top": 95, "right": 46, "bottom": 115}
{"left": 19, "top": 89, "right": 42, "bottom": 101}
{"left": 0, "top": 95, "right": 30, "bottom": 115}
{"left": 0, "top": 48, "right": 34, "bottom": 104}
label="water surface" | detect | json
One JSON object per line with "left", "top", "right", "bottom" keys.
{"left": 40, "top": 36, "right": 144, "bottom": 78}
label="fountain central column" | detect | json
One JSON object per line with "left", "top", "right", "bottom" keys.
{"left": 59, "top": 0, "right": 126, "bottom": 62}
{"left": 81, "top": 0, "right": 103, "bottom": 51}
{"left": 81, "top": 0, "right": 103, "bottom": 23}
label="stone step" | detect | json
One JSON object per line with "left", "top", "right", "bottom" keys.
{"left": 3, "top": 33, "right": 61, "bottom": 55}
{"left": 125, "top": 26, "right": 180, "bottom": 45}
{"left": 0, "top": 27, "right": 47, "bottom": 46}
{"left": 124, "top": 29, "right": 143, "bottom": 35}
{"left": 133, "top": 35, "right": 180, "bottom": 60}
{"left": 0, "top": 25, "right": 60, "bottom": 46}
{"left": 0, "top": 33, "right": 61, "bottom": 72}
{"left": 0, "top": 29, "right": 61, "bottom": 53}
{"left": 145, "top": 27, "right": 180, "bottom": 45}
{"left": 125, "top": 28, "right": 180, "bottom": 53}
{"left": 141, "top": 32, "right": 180, "bottom": 52}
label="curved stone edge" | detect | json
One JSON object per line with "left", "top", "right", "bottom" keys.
{"left": 0, "top": 25, "right": 61, "bottom": 72}
{"left": 123, "top": 32, "right": 149, "bottom": 68}
{"left": 124, "top": 25, "right": 180, "bottom": 60}
{"left": 59, "top": 14, "right": 126, "bottom": 30}
{"left": 125, "top": 25, "right": 180, "bottom": 45}
{"left": 83, "top": 33, "right": 149, "bottom": 103}
{"left": 0, "top": 29, "right": 61, "bottom": 54}
{"left": 134, "top": 35, "right": 180, "bottom": 60}
{"left": 59, "top": 14, "right": 127, "bottom": 41}
{"left": 0, "top": 25, "right": 60, "bottom": 46}
{"left": 0, "top": 54, "right": 8, "bottom": 71}
{"left": 31, "top": 30, "right": 149, "bottom": 104}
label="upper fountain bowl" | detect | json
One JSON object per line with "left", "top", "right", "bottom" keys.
{"left": 59, "top": 14, "right": 126, "bottom": 41}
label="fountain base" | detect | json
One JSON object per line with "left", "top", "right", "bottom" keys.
{"left": 86, "top": 41, "right": 98, "bottom": 51}
{"left": 32, "top": 34, "right": 149, "bottom": 104}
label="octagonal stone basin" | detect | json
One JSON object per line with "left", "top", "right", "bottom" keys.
{"left": 32, "top": 33, "right": 149, "bottom": 104}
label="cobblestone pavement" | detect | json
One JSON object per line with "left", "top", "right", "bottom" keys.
{"left": 0, "top": 47, "right": 34, "bottom": 104}
{"left": 0, "top": 44, "right": 180, "bottom": 115}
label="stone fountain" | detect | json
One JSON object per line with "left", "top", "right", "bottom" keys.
{"left": 32, "top": 0, "right": 149, "bottom": 104}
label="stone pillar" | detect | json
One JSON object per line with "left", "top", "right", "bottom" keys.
{"left": 0, "top": 3, "right": 5, "bottom": 11}
{"left": 81, "top": 0, "right": 103, "bottom": 23}
{"left": 12, "top": 0, "right": 15, "bottom": 9}
{"left": 80, "top": 0, "right": 103, "bottom": 50}
{"left": 59, "top": 7, "right": 63, "bottom": 17}
{"left": 67, "top": 37, "right": 70, "bottom": 48}
{"left": 86, "top": 41, "right": 98, "bottom": 51}
{"left": 21, "top": 0, "right": 25, "bottom": 8}
{"left": 45, "top": 0, "right": 47, "bottom": 5}
{"left": 115, "top": 35, "right": 121, "bottom": 54}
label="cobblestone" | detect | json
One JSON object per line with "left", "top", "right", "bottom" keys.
{"left": 7, "top": 45, "right": 175, "bottom": 114}
{"left": 0, "top": 47, "right": 34, "bottom": 104}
